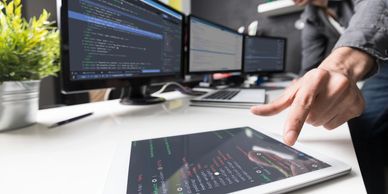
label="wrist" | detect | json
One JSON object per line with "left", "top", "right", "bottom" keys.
{"left": 318, "top": 47, "right": 376, "bottom": 81}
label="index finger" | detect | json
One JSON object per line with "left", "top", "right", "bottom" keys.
{"left": 284, "top": 70, "right": 328, "bottom": 145}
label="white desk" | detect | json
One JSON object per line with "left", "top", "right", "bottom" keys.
{"left": 0, "top": 87, "right": 366, "bottom": 194}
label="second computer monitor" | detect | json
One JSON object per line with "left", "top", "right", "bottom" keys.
{"left": 243, "top": 36, "right": 286, "bottom": 74}
{"left": 188, "top": 16, "right": 243, "bottom": 74}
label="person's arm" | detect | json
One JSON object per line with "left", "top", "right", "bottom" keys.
{"left": 335, "top": 0, "right": 388, "bottom": 62}
{"left": 251, "top": 0, "right": 388, "bottom": 146}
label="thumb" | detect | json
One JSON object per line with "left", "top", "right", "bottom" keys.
{"left": 251, "top": 82, "right": 299, "bottom": 116}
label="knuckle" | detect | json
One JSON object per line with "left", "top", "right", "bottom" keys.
{"left": 315, "top": 68, "right": 330, "bottom": 79}
{"left": 337, "top": 76, "right": 351, "bottom": 90}
{"left": 306, "top": 68, "right": 329, "bottom": 81}
{"left": 311, "top": 122, "right": 321, "bottom": 127}
{"left": 305, "top": 117, "right": 314, "bottom": 125}
{"left": 323, "top": 116, "right": 344, "bottom": 130}
{"left": 323, "top": 123, "right": 336, "bottom": 130}
{"left": 306, "top": 113, "right": 319, "bottom": 125}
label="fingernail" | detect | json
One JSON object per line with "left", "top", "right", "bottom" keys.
{"left": 285, "top": 131, "right": 297, "bottom": 146}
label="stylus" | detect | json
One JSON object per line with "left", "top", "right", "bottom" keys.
{"left": 48, "top": 112, "right": 94, "bottom": 129}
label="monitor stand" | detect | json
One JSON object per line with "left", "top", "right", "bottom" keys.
{"left": 119, "top": 80, "right": 165, "bottom": 105}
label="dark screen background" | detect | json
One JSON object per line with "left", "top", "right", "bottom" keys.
{"left": 67, "top": 0, "right": 182, "bottom": 80}
{"left": 244, "top": 37, "right": 285, "bottom": 73}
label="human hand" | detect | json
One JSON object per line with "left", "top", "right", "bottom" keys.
{"left": 251, "top": 47, "right": 375, "bottom": 146}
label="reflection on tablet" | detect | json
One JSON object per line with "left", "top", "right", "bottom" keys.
{"left": 127, "top": 127, "right": 330, "bottom": 194}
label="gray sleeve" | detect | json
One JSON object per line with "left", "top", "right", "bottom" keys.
{"left": 300, "top": 24, "right": 327, "bottom": 76}
{"left": 334, "top": 0, "right": 388, "bottom": 61}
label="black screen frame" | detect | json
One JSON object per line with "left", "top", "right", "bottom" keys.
{"left": 186, "top": 15, "right": 243, "bottom": 75}
{"left": 242, "top": 35, "right": 287, "bottom": 75}
{"left": 60, "top": 0, "right": 185, "bottom": 93}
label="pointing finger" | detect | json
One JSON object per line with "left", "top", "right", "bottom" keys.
{"left": 284, "top": 69, "right": 328, "bottom": 145}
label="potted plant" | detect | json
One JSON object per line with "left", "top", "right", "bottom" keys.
{"left": 0, "top": 0, "right": 59, "bottom": 131}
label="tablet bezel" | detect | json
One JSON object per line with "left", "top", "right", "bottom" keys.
{"left": 103, "top": 127, "right": 351, "bottom": 194}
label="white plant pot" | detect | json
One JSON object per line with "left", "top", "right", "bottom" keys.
{"left": 0, "top": 80, "right": 40, "bottom": 131}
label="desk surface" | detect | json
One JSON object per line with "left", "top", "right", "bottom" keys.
{"left": 0, "top": 87, "right": 366, "bottom": 194}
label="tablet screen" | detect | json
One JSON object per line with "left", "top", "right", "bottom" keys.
{"left": 127, "top": 127, "right": 330, "bottom": 194}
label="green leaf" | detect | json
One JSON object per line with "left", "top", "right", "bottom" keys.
{"left": 5, "top": 1, "right": 13, "bottom": 16}
{"left": 15, "top": 4, "right": 21, "bottom": 16}
{"left": 14, "top": 0, "right": 21, "bottom": 7}
{"left": 0, "top": 0, "right": 60, "bottom": 82}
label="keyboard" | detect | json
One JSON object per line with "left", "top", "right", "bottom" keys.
{"left": 204, "top": 89, "right": 240, "bottom": 100}
{"left": 191, "top": 88, "right": 266, "bottom": 106}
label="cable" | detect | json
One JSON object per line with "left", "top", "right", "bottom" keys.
{"left": 152, "top": 82, "right": 189, "bottom": 95}
{"left": 152, "top": 82, "right": 207, "bottom": 96}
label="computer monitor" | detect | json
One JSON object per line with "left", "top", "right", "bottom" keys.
{"left": 187, "top": 16, "right": 243, "bottom": 74}
{"left": 60, "top": 0, "right": 184, "bottom": 105}
{"left": 243, "top": 36, "right": 286, "bottom": 74}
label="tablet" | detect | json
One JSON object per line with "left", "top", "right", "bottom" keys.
{"left": 104, "top": 127, "right": 351, "bottom": 194}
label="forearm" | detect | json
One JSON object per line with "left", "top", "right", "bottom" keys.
{"left": 330, "top": 0, "right": 388, "bottom": 80}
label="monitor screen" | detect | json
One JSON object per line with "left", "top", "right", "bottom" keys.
{"left": 188, "top": 16, "right": 243, "bottom": 73}
{"left": 243, "top": 36, "right": 286, "bottom": 73}
{"left": 65, "top": 0, "right": 183, "bottom": 81}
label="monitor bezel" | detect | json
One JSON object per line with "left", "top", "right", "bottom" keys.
{"left": 60, "top": 0, "right": 185, "bottom": 93}
{"left": 242, "top": 35, "right": 287, "bottom": 75}
{"left": 186, "top": 15, "right": 243, "bottom": 75}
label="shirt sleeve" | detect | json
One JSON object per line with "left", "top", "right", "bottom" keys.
{"left": 334, "top": 0, "right": 388, "bottom": 61}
